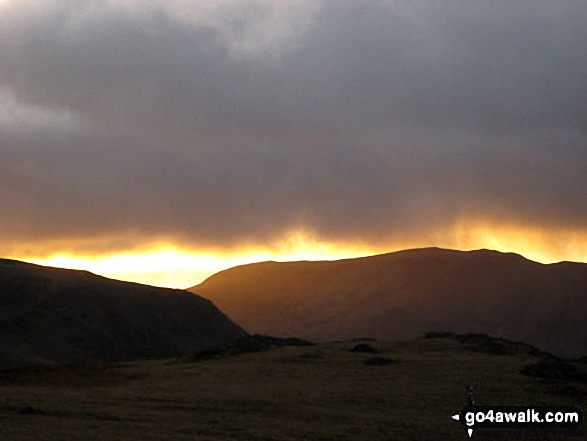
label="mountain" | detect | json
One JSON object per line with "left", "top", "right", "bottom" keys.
{"left": 189, "top": 248, "right": 587, "bottom": 358}
{"left": 0, "top": 259, "right": 246, "bottom": 365}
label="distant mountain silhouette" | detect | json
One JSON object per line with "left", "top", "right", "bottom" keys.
{"left": 189, "top": 248, "right": 587, "bottom": 358}
{"left": 0, "top": 259, "right": 245, "bottom": 365}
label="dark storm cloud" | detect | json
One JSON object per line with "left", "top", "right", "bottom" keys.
{"left": 1, "top": 0, "right": 586, "bottom": 251}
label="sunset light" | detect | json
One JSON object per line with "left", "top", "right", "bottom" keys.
{"left": 2, "top": 1, "right": 587, "bottom": 437}
{"left": 3, "top": 0, "right": 586, "bottom": 292}
{"left": 17, "top": 230, "right": 385, "bottom": 289}
{"left": 11, "top": 223, "right": 587, "bottom": 289}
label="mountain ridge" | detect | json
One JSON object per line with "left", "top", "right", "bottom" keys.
{"left": 190, "top": 247, "right": 587, "bottom": 357}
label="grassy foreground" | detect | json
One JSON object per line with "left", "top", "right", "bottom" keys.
{"left": 1, "top": 336, "right": 585, "bottom": 440}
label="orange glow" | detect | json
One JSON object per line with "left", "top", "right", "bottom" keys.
{"left": 9, "top": 224, "right": 587, "bottom": 289}
{"left": 17, "top": 231, "right": 385, "bottom": 289}
{"left": 448, "top": 220, "right": 587, "bottom": 265}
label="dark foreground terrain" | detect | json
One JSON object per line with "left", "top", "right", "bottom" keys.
{"left": 1, "top": 335, "right": 585, "bottom": 440}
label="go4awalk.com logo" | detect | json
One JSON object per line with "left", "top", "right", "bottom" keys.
{"left": 451, "top": 405, "right": 583, "bottom": 437}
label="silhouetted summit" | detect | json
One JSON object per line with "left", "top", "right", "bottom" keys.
{"left": 190, "top": 248, "right": 587, "bottom": 357}
{"left": 0, "top": 259, "right": 245, "bottom": 365}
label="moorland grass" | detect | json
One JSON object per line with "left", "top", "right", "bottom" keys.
{"left": 1, "top": 337, "right": 585, "bottom": 440}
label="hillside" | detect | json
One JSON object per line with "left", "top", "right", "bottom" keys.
{"left": 1, "top": 334, "right": 585, "bottom": 440}
{"left": 0, "top": 259, "right": 246, "bottom": 365}
{"left": 190, "top": 248, "right": 587, "bottom": 358}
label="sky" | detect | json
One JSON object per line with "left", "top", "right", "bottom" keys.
{"left": 1, "top": 0, "right": 587, "bottom": 288}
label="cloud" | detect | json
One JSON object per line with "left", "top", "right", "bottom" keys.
{"left": 1, "top": 0, "right": 586, "bottom": 254}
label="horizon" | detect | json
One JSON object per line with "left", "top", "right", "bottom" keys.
{"left": 8, "top": 244, "right": 586, "bottom": 290}
{"left": 2, "top": 1, "right": 586, "bottom": 289}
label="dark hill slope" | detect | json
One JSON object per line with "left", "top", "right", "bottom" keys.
{"left": 0, "top": 259, "right": 245, "bottom": 365}
{"left": 190, "top": 248, "right": 587, "bottom": 358}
